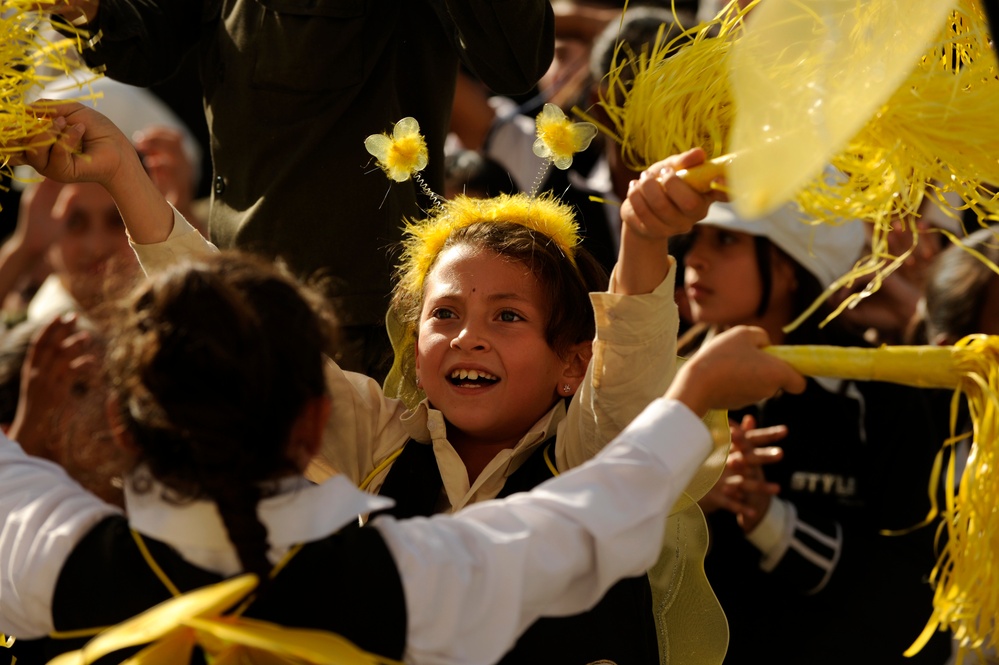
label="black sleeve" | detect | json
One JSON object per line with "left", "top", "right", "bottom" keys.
{"left": 431, "top": 0, "right": 555, "bottom": 94}
{"left": 74, "top": 0, "right": 212, "bottom": 86}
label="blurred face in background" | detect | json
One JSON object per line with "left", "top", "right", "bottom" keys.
{"left": 683, "top": 224, "right": 798, "bottom": 339}
{"left": 684, "top": 225, "right": 764, "bottom": 326}
{"left": 46, "top": 182, "right": 137, "bottom": 310}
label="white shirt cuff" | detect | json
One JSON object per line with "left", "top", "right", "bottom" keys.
{"left": 747, "top": 496, "right": 793, "bottom": 568}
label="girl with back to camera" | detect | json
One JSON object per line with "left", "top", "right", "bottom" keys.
{"left": 682, "top": 202, "right": 953, "bottom": 664}
{"left": 11, "top": 101, "right": 730, "bottom": 663}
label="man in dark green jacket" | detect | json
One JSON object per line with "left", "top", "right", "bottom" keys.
{"left": 53, "top": 0, "right": 554, "bottom": 379}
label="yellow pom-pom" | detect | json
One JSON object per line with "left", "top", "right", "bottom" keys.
{"left": 767, "top": 335, "right": 999, "bottom": 657}
{"left": 1, "top": 2, "right": 90, "bottom": 142}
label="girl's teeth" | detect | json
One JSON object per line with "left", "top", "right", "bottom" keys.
{"left": 450, "top": 369, "right": 497, "bottom": 380}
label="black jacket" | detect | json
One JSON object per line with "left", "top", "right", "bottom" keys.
{"left": 78, "top": 0, "right": 554, "bottom": 326}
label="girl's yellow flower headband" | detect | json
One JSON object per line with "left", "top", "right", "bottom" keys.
{"left": 363, "top": 105, "right": 597, "bottom": 295}
{"left": 365, "top": 107, "right": 596, "bottom": 407}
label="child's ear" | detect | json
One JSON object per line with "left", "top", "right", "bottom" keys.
{"left": 105, "top": 395, "right": 140, "bottom": 457}
{"left": 288, "top": 394, "right": 332, "bottom": 471}
{"left": 560, "top": 340, "right": 593, "bottom": 395}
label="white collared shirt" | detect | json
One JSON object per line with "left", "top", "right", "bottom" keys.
{"left": 0, "top": 397, "right": 713, "bottom": 665}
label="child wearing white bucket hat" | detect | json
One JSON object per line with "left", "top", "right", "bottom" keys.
{"left": 680, "top": 201, "right": 953, "bottom": 665}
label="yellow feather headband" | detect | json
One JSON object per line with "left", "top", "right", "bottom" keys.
{"left": 394, "top": 192, "right": 582, "bottom": 302}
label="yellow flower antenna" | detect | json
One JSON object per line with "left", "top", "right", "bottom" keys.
{"left": 364, "top": 116, "right": 443, "bottom": 210}
{"left": 530, "top": 103, "right": 598, "bottom": 196}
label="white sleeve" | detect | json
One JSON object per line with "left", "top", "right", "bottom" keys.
{"left": 129, "top": 205, "right": 219, "bottom": 276}
{"left": 0, "top": 435, "right": 122, "bottom": 638}
{"left": 374, "top": 398, "right": 711, "bottom": 665}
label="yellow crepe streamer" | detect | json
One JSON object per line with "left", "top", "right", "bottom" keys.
{"left": 1, "top": 1, "right": 92, "bottom": 171}
{"left": 585, "top": 1, "right": 744, "bottom": 173}
{"left": 766, "top": 335, "right": 999, "bottom": 658}
{"left": 48, "top": 574, "right": 401, "bottom": 665}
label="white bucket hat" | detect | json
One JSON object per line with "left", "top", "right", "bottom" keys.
{"left": 698, "top": 201, "right": 866, "bottom": 288}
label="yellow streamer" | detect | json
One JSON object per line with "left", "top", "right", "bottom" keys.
{"left": 766, "top": 335, "right": 999, "bottom": 657}
{"left": 47, "top": 575, "right": 402, "bottom": 665}
{"left": 1, "top": 1, "right": 93, "bottom": 176}
{"left": 596, "top": 0, "right": 999, "bottom": 322}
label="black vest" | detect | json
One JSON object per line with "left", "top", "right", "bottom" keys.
{"left": 376, "top": 438, "right": 660, "bottom": 665}
{"left": 7, "top": 515, "right": 406, "bottom": 665}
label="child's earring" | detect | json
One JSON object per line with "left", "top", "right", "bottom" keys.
{"left": 416, "top": 375, "right": 422, "bottom": 388}
{"left": 563, "top": 384, "right": 571, "bottom": 394}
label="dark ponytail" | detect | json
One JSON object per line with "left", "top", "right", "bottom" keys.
{"left": 106, "top": 252, "right": 337, "bottom": 578}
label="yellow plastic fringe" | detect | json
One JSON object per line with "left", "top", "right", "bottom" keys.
{"left": 766, "top": 335, "right": 999, "bottom": 658}
{"left": 47, "top": 574, "right": 403, "bottom": 665}
{"left": 599, "top": 0, "right": 999, "bottom": 225}
{"left": 594, "top": 0, "right": 999, "bottom": 328}
{"left": 582, "top": 1, "right": 746, "bottom": 174}
{"left": 1, "top": 2, "right": 91, "bottom": 176}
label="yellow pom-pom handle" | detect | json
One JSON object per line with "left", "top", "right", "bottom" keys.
{"left": 765, "top": 335, "right": 999, "bottom": 657}
{"left": 764, "top": 344, "right": 964, "bottom": 389}
{"left": 676, "top": 154, "right": 735, "bottom": 194}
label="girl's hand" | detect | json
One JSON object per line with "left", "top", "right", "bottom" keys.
{"left": 728, "top": 414, "right": 786, "bottom": 533}
{"left": 667, "top": 326, "right": 806, "bottom": 417}
{"left": 613, "top": 148, "right": 728, "bottom": 295}
{"left": 620, "top": 148, "right": 727, "bottom": 242}
{"left": 8, "top": 314, "right": 99, "bottom": 459}
{"left": 8, "top": 101, "right": 136, "bottom": 190}
{"left": 700, "top": 414, "right": 784, "bottom": 520}
{"left": 10, "top": 102, "right": 176, "bottom": 245}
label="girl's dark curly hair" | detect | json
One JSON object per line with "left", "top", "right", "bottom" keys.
{"left": 106, "top": 251, "right": 337, "bottom": 578}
